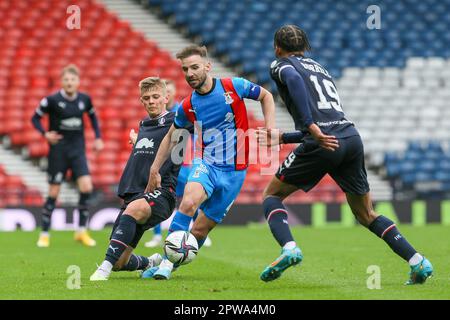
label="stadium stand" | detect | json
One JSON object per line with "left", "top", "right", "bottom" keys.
{"left": 5, "top": 0, "right": 447, "bottom": 204}
{"left": 0, "top": 0, "right": 349, "bottom": 204}
{"left": 0, "top": 0, "right": 193, "bottom": 203}
{"left": 148, "top": 0, "right": 450, "bottom": 86}
{"left": 384, "top": 141, "right": 450, "bottom": 199}
{"left": 146, "top": 0, "right": 450, "bottom": 200}
{"left": 0, "top": 165, "right": 42, "bottom": 207}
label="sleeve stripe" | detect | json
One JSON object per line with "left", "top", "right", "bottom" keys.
{"left": 279, "top": 65, "right": 295, "bottom": 84}
{"left": 35, "top": 108, "right": 44, "bottom": 116}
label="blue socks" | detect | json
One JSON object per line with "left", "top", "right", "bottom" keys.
{"left": 168, "top": 211, "right": 193, "bottom": 234}
{"left": 41, "top": 197, "right": 56, "bottom": 232}
{"left": 263, "top": 196, "right": 294, "bottom": 247}
{"left": 192, "top": 209, "right": 199, "bottom": 221}
{"left": 153, "top": 224, "right": 162, "bottom": 235}
{"left": 197, "top": 238, "right": 206, "bottom": 249}
{"left": 369, "top": 215, "right": 417, "bottom": 261}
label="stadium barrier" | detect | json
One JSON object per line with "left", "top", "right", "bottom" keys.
{"left": 1, "top": 200, "right": 450, "bottom": 231}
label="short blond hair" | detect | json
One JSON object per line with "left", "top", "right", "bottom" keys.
{"left": 61, "top": 64, "right": 80, "bottom": 77}
{"left": 139, "top": 77, "right": 166, "bottom": 96}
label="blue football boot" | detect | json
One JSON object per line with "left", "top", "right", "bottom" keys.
{"left": 141, "top": 266, "right": 159, "bottom": 279}
{"left": 260, "top": 247, "right": 303, "bottom": 282}
{"left": 152, "top": 258, "right": 179, "bottom": 280}
{"left": 405, "top": 257, "right": 433, "bottom": 285}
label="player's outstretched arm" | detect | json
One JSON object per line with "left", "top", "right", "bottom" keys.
{"left": 145, "top": 123, "right": 178, "bottom": 193}
{"left": 256, "top": 129, "right": 305, "bottom": 146}
{"left": 255, "top": 87, "right": 276, "bottom": 129}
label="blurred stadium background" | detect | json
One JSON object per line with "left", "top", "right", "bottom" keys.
{"left": 1, "top": 0, "right": 450, "bottom": 231}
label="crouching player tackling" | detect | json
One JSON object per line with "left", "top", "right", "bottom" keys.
{"left": 256, "top": 25, "right": 433, "bottom": 285}
{"left": 144, "top": 45, "right": 275, "bottom": 280}
{"left": 90, "top": 77, "right": 183, "bottom": 281}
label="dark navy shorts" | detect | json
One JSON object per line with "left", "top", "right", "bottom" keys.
{"left": 111, "top": 188, "right": 176, "bottom": 248}
{"left": 47, "top": 144, "right": 89, "bottom": 184}
{"left": 276, "top": 135, "right": 370, "bottom": 195}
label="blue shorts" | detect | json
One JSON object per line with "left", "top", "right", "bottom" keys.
{"left": 187, "top": 160, "right": 247, "bottom": 224}
{"left": 176, "top": 165, "right": 191, "bottom": 197}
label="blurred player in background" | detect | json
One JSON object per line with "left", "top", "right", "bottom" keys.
{"left": 164, "top": 79, "right": 177, "bottom": 112}
{"left": 144, "top": 79, "right": 212, "bottom": 248}
{"left": 256, "top": 25, "right": 433, "bottom": 285}
{"left": 31, "top": 64, "right": 104, "bottom": 248}
{"left": 90, "top": 77, "right": 182, "bottom": 281}
{"left": 143, "top": 45, "right": 275, "bottom": 280}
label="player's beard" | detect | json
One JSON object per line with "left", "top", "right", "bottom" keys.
{"left": 188, "top": 73, "right": 207, "bottom": 90}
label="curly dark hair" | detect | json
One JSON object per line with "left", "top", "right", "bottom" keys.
{"left": 274, "top": 25, "right": 311, "bottom": 55}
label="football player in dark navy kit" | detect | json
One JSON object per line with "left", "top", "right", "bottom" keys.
{"left": 31, "top": 65, "right": 104, "bottom": 248}
{"left": 90, "top": 77, "right": 183, "bottom": 281}
{"left": 256, "top": 25, "right": 432, "bottom": 284}
{"left": 144, "top": 78, "right": 178, "bottom": 248}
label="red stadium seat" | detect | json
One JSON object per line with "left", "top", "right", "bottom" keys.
{"left": 27, "top": 142, "right": 49, "bottom": 158}
{"left": 1, "top": 0, "right": 273, "bottom": 203}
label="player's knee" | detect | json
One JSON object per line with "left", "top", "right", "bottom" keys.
{"left": 77, "top": 176, "right": 93, "bottom": 193}
{"left": 179, "top": 198, "right": 198, "bottom": 215}
{"left": 48, "top": 185, "right": 61, "bottom": 198}
{"left": 263, "top": 187, "right": 287, "bottom": 201}
{"left": 124, "top": 200, "right": 150, "bottom": 222}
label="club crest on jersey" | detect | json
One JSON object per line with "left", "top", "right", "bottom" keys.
{"left": 78, "top": 101, "right": 85, "bottom": 111}
{"left": 58, "top": 101, "right": 66, "bottom": 109}
{"left": 158, "top": 117, "right": 165, "bottom": 126}
{"left": 223, "top": 91, "right": 234, "bottom": 105}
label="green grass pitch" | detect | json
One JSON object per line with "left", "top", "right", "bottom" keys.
{"left": 1, "top": 224, "right": 449, "bottom": 299}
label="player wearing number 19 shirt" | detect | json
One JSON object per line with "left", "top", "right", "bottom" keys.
{"left": 258, "top": 25, "right": 432, "bottom": 285}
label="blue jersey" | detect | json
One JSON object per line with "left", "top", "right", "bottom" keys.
{"left": 270, "top": 56, "right": 359, "bottom": 139}
{"left": 173, "top": 77, "right": 261, "bottom": 171}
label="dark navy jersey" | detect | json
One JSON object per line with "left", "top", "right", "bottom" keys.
{"left": 117, "top": 112, "right": 181, "bottom": 201}
{"left": 270, "top": 56, "right": 359, "bottom": 139}
{"left": 35, "top": 90, "right": 98, "bottom": 144}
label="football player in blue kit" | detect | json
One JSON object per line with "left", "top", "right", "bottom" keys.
{"left": 144, "top": 79, "right": 212, "bottom": 248}
{"left": 256, "top": 25, "right": 433, "bottom": 285}
{"left": 144, "top": 45, "right": 276, "bottom": 280}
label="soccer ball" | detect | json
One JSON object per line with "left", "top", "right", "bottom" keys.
{"left": 164, "top": 231, "right": 199, "bottom": 265}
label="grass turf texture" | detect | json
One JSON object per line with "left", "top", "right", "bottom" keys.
{"left": 1, "top": 225, "right": 449, "bottom": 299}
